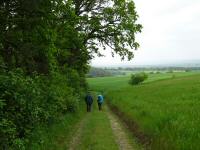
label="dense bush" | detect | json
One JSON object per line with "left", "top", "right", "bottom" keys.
{"left": 129, "top": 72, "right": 148, "bottom": 85}
{"left": 0, "top": 69, "right": 80, "bottom": 148}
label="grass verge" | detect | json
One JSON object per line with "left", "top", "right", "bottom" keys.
{"left": 28, "top": 102, "right": 86, "bottom": 150}
{"left": 107, "top": 101, "right": 150, "bottom": 148}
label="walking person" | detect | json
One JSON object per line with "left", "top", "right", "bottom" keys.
{"left": 85, "top": 92, "right": 93, "bottom": 112}
{"left": 97, "top": 94, "right": 104, "bottom": 111}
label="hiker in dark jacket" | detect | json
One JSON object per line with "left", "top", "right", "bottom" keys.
{"left": 85, "top": 93, "right": 93, "bottom": 112}
{"left": 97, "top": 95, "right": 104, "bottom": 111}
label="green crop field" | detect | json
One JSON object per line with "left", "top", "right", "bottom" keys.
{"left": 88, "top": 72, "right": 200, "bottom": 150}
{"left": 88, "top": 71, "right": 199, "bottom": 91}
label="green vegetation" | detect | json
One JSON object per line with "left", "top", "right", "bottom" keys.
{"left": 88, "top": 72, "right": 200, "bottom": 150}
{"left": 69, "top": 97, "right": 140, "bottom": 150}
{"left": 129, "top": 72, "right": 148, "bottom": 85}
{"left": 0, "top": 0, "right": 141, "bottom": 148}
{"left": 87, "top": 67, "right": 112, "bottom": 78}
{"left": 87, "top": 67, "right": 126, "bottom": 78}
{"left": 0, "top": 69, "right": 83, "bottom": 149}
{"left": 78, "top": 107, "right": 118, "bottom": 150}
{"left": 3, "top": 0, "right": 200, "bottom": 149}
{"left": 29, "top": 103, "right": 85, "bottom": 150}
{"left": 88, "top": 71, "right": 199, "bottom": 91}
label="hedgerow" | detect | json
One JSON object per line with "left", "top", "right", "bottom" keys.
{"left": 0, "top": 69, "right": 81, "bottom": 148}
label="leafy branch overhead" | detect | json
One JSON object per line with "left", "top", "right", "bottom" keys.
{"left": 0, "top": 0, "right": 141, "bottom": 75}
{"left": 73, "top": 0, "right": 142, "bottom": 60}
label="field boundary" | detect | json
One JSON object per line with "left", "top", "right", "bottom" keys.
{"left": 107, "top": 102, "right": 151, "bottom": 148}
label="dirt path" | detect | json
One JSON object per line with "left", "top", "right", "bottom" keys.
{"left": 106, "top": 106, "right": 135, "bottom": 150}
{"left": 68, "top": 105, "right": 137, "bottom": 150}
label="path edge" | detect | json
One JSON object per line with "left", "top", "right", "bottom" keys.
{"left": 107, "top": 102, "right": 151, "bottom": 149}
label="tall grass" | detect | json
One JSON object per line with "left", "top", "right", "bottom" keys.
{"left": 88, "top": 72, "right": 200, "bottom": 150}
{"left": 87, "top": 71, "right": 199, "bottom": 92}
{"left": 107, "top": 75, "right": 200, "bottom": 150}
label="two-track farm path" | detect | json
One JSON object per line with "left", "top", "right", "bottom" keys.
{"left": 68, "top": 104, "right": 139, "bottom": 150}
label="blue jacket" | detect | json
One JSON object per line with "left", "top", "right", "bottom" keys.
{"left": 97, "top": 95, "right": 104, "bottom": 104}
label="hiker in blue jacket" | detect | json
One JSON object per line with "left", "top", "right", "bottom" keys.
{"left": 85, "top": 93, "right": 93, "bottom": 112}
{"left": 97, "top": 94, "right": 104, "bottom": 111}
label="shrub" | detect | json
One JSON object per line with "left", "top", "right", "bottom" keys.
{"left": 0, "top": 69, "right": 81, "bottom": 148}
{"left": 129, "top": 72, "right": 148, "bottom": 85}
{"left": 0, "top": 69, "right": 42, "bottom": 148}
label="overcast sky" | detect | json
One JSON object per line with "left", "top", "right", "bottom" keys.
{"left": 91, "top": 0, "right": 200, "bottom": 67}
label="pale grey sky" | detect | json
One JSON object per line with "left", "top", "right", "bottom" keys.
{"left": 91, "top": 0, "right": 200, "bottom": 67}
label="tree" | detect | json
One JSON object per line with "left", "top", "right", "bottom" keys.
{"left": 73, "top": 0, "right": 142, "bottom": 60}
{"left": 129, "top": 72, "right": 148, "bottom": 85}
{"left": 0, "top": 0, "right": 55, "bottom": 74}
{"left": 0, "top": 1, "right": 142, "bottom": 148}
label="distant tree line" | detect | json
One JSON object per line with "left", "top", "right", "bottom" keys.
{"left": 0, "top": 0, "right": 141, "bottom": 148}
{"left": 87, "top": 67, "right": 126, "bottom": 78}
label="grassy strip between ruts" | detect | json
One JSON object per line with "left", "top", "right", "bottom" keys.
{"left": 76, "top": 100, "right": 119, "bottom": 150}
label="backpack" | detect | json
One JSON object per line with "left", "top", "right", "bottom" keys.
{"left": 97, "top": 95, "right": 104, "bottom": 103}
